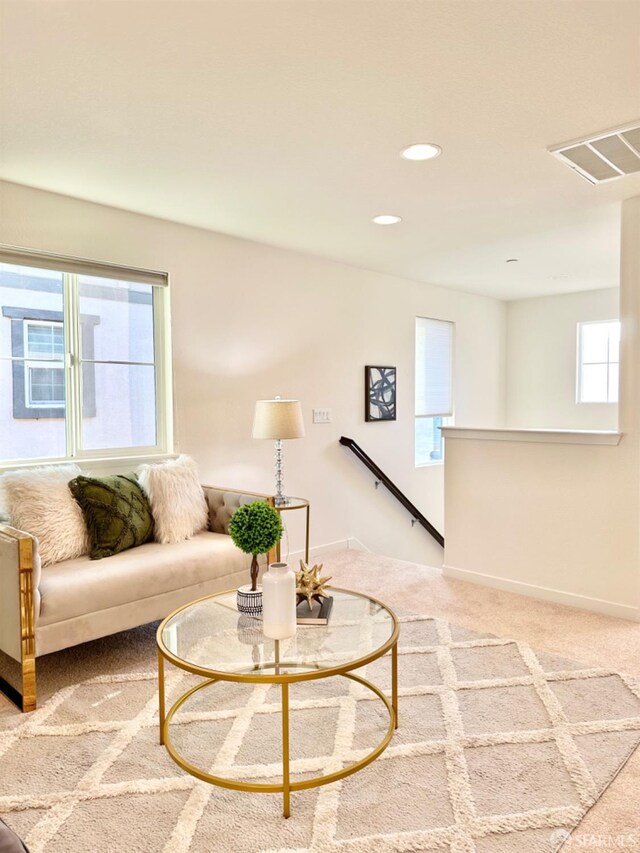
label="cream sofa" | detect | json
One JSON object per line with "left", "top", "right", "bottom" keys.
{"left": 0, "top": 485, "right": 273, "bottom": 712}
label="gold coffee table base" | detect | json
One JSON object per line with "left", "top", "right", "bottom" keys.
{"left": 158, "top": 648, "right": 398, "bottom": 818}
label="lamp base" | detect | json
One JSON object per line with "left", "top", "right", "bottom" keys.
{"left": 274, "top": 439, "right": 290, "bottom": 508}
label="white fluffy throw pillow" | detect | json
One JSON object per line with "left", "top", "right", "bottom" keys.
{"left": 1, "top": 464, "right": 90, "bottom": 567}
{"left": 137, "top": 455, "right": 208, "bottom": 544}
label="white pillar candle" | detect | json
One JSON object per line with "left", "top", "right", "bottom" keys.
{"left": 262, "top": 562, "right": 297, "bottom": 640}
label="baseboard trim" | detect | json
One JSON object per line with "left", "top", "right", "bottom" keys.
{"left": 283, "top": 539, "right": 350, "bottom": 563}
{"left": 442, "top": 564, "right": 639, "bottom": 622}
{"left": 347, "top": 537, "right": 369, "bottom": 552}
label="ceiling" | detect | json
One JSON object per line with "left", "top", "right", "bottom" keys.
{"left": 1, "top": 0, "right": 639, "bottom": 300}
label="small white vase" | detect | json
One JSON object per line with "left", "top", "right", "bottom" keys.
{"left": 262, "top": 562, "right": 297, "bottom": 640}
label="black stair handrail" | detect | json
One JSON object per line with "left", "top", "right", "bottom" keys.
{"left": 339, "top": 436, "right": 445, "bottom": 548}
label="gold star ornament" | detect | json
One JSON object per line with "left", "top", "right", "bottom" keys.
{"left": 295, "top": 561, "right": 332, "bottom": 610}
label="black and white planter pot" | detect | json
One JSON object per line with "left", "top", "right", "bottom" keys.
{"left": 236, "top": 585, "right": 263, "bottom": 616}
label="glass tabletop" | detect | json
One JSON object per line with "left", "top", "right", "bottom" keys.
{"left": 273, "top": 497, "right": 309, "bottom": 510}
{"left": 158, "top": 588, "right": 397, "bottom": 681}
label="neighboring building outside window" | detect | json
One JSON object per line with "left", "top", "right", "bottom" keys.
{"left": 24, "top": 319, "right": 65, "bottom": 409}
{"left": 415, "top": 317, "right": 454, "bottom": 466}
{"left": 3, "top": 306, "right": 99, "bottom": 420}
{"left": 0, "top": 251, "right": 172, "bottom": 465}
{"left": 577, "top": 320, "right": 620, "bottom": 404}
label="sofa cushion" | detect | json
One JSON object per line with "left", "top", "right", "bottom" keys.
{"left": 137, "top": 455, "right": 208, "bottom": 544}
{"left": 69, "top": 474, "right": 154, "bottom": 560}
{"left": 207, "top": 490, "right": 269, "bottom": 534}
{"left": 37, "top": 531, "right": 251, "bottom": 626}
{"left": 0, "top": 464, "right": 90, "bottom": 567}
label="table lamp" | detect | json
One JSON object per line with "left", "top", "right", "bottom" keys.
{"left": 252, "top": 397, "right": 305, "bottom": 506}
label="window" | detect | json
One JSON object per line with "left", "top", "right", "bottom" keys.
{"left": 415, "top": 317, "right": 454, "bottom": 466}
{"left": 24, "top": 320, "right": 65, "bottom": 409}
{"left": 577, "top": 320, "right": 620, "bottom": 404}
{"left": 4, "top": 305, "right": 98, "bottom": 421}
{"left": 0, "top": 250, "right": 172, "bottom": 465}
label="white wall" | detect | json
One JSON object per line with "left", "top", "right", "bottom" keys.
{"left": 506, "top": 288, "right": 619, "bottom": 430}
{"left": 444, "top": 432, "right": 637, "bottom": 617}
{"left": 444, "top": 197, "right": 640, "bottom": 620}
{"left": 0, "top": 180, "right": 507, "bottom": 566}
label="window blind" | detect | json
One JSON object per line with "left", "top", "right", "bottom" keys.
{"left": 415, "top": 317, "right": 454, "bottom": 417}
{"left": 0, "top": 247, "right": 167, "bottom": 287}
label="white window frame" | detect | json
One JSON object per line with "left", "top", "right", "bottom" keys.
{"left": 415, "top": 317, "right": 455, "bottom": 467}
{"left": 576, "top": 319, "right": 620, "bottom": 405}
{"left": 0, "top": 247, "right": 173, "bottom": 468}
{"left": 23, "top": 319, "right": 66, "bottom": 410}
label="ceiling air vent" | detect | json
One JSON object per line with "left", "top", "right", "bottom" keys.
{"left": 549, "top": 122, "right": 640, "bottom": 185}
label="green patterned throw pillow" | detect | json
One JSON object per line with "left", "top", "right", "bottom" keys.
{"left": 68, "top": 474, "right": 154, "bottom": 560}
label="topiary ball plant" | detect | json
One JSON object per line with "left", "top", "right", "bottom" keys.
{"left": 229, "top": 500, "right": 284, "bottom": 591}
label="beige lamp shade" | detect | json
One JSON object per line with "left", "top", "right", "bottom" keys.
{"left": 252, "top": 399, "right": 305, "bottom": 440}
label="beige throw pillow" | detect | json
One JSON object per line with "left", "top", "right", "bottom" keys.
{"left": 1, "top": 464, "right": 90, "bottom": 567}
{"left": 137, "top": 455, "right": 208, "bottom": 544}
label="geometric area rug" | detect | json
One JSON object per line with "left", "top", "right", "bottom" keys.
{"left": 1, "top": 616, "right": 640, "bottom": 853}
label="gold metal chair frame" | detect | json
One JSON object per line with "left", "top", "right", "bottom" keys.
{"left": 157, "top": 587, "right": 399, "bottom": 818}
{"left": 0, "top": 526, "right": 36, "bottom": 712}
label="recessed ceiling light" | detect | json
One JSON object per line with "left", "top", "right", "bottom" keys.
{"left": 506, "top": 258, "right": 519, "bottom": 263}
{"left": 372, "top": 214, "right": 402, "bottom": 225}
{"left": 401, "top": 143, "right": 442, "bottom": 161}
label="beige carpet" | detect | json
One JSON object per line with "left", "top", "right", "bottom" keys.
{"left": 1, "top": 550, "right": 640, "bottom": 852}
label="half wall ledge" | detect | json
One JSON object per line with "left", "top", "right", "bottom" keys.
{"left": 441, "top": 427, "right": 622, "bottom": 446}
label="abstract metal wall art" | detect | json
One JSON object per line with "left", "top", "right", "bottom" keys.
{"left": 365, "top": 365, "right": 396, "bottom": 422}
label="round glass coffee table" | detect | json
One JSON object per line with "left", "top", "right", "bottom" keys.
{"left": 156, "top": 587, "right": 399, "bottom": 817}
